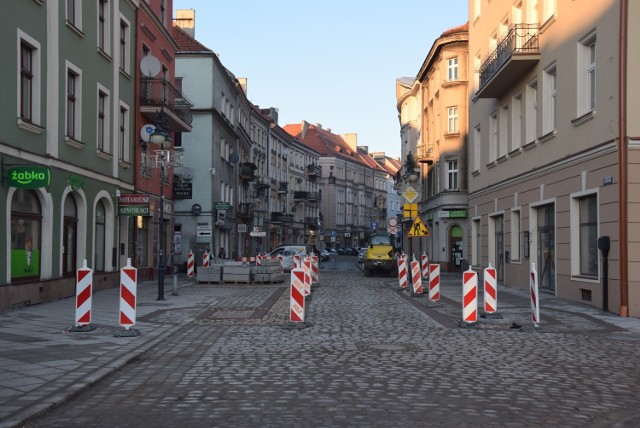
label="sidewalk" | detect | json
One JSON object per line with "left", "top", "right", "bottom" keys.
{"left": 0, "top": 275, "right": 207, "bottom": 428}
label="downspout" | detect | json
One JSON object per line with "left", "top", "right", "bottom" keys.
{"left": 618, "top": 0, "right": 629, "bottom": 317}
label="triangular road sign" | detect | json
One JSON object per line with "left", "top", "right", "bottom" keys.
{"left": 408, "top": 216, "right": 430, "bottom": 237}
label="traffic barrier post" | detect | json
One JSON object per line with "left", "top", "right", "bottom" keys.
{"left": 462, "top": 268, "right": 478, "bottom": 326}
{"left": 530, "top": 262, "right": 540, "bottom": 327}
{"left": 115, "top": 258, "right": 140, "bottom": 337}
{"left": 71, "top": 259, "right": 96, "bottom": 332}
{"left": 428, "top": 264, "right": 441, "bottom": 303}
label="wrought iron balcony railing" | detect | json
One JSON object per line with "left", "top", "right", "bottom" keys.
{"left": 140, "top": 78, "right": 193, "bottom": 126}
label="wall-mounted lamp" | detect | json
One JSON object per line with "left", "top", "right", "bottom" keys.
{"left": 403, "top": 151, "right": 418, "bottom": 183}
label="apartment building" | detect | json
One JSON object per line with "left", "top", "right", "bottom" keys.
{"left": 468, "top": 0, "right": 640, "bottom": 316}
{"left": 0, "top": 0, "right": 138, "bottom": 311}
{"left": 396, "top": 23, "right": 469, "bottom": 271}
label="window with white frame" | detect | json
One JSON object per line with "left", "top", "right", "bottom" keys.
{"left": 489, "top": 112, "right": 497, "bottom": 163}
{"left": 98, "top": 0, "right": 110, "bottom": 54}
{"left": 570, "top": 191, "right": 599, "bottom": 277}
{"left": 499, "top": 103, "right": 509, "bottom": 157}
{"left": 512, "top": 94, "right": 522, "bottom": 151}
{"left": 66, "top": 0, "right": 82, "bottom": 31}
{"left": 543, "top": 0, "right": 556, "bottom": 23}
{"left": 526, "top": 80, "right": 537, "bottom": 143}
{"left": 119, "top": 102, "right": 130, "bottom": 162}
{"left": 578, "top": 31, "right": 596, "bottom": 116}
{"left": 97, "top": 88, "right": 109, "bottom": 152}
{"left": 543, "top": 64, "right": 557, "bottom": 135}
{"left": 474, "top": 54, "right": 481, "bottom": 92}
{"left": 447, "top": 106, "right": 458, "bottom": 133}
{"left": 510, "top": 209, "right": 521, "bottom": 261}
{"left": 18, "top": 32, "right": 42, "bottom": 125}
{"left": 473, "top": 126, "right": 481, "bottom": 172}
{"left": 528, "top": 0, "right": 539, "bottom": 24}
{"left": 447, "top": 161, "right": 458, "bottom": 190}
{"left": 473, "top": 0, "right": 480, "bottom": 21}
{"left": 447, "top": 57, "right": 458, "bottom": 81}
{"left": 119, "top": 17, "right": 131, "bottom": 74}
{"left": 66, "top": 63, "right": 82, "bottom": 141}
{"left": 472, "top": 218, "right": 481, "bottom": 266}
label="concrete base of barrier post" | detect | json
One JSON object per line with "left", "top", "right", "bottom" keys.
{"left": 458, "top": 320, "right": 478, "bottom": 328}
{"left": 481, "top": 312, "right": 503, "bottom": 319}
{"left": 281, "top": 321, "right": 312, "bottom": 330}
{"left": 172, "top": 274, "right": 179, "bottom": 295}
{"left": 114, "top": 328, "right": 140, "bottom": 337}
{"left": 69, "top": 324, "right": 97, "bottom": 333}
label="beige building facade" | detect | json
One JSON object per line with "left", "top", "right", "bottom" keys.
{"left": 397, "top": 24, "right": 470, "bottom": 271}
{"left": 468, "top": 0, "right": 640, "bottom": 316}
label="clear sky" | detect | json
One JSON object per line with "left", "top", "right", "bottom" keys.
{"left": 172, "top": 0, "right": 469, "bottom": 158}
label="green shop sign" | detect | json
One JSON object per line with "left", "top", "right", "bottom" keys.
{"left": 8, "top": 166, "right": 51, "bottom": 189}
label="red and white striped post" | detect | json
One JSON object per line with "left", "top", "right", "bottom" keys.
{"left": 277, "top": 255, "right": 284, "bottom": 273}
{"left": 462, "top": 268, "right": 478, "bottom": 325}
{"left": 116, "top": 258, "right": 139, "bottom": 336}
{"left": 293, "top": 254, "right": 301, "bottom": 270}
{"left": 428, "top": 264, "right": 441, "bottom": 302}
{"left": 202, "top": 251, "right": 210, "bottom": 268}
{"left": 484, "top": 263, "right": 498, "bottom": 314}
{"left": 310, "top": 255, "right": 319, "bottom": 283}
{"left": 256, "top": 254, "right": 262, "bottom": 266}
{"left": 290, "top": 268, "right": 306, "bottom": 322}
{"left": 397, "top": 256, "right": 408, "bottom": 290}
{"left": 303, "top": 258, "right": 312, "bottom": 296}
{"left": 411, "top": 256, "right": 423, "bottom": 295}
{"left": 530, "top": 262, "right": 540, "bottom": 327}
{"left": 421, "top": 253, "right": 429, "bottom": 282}
{"left": 187, "top": 250, "right": 195, "bottom": 278}
{"left": 72, "top": 259, "right": 94, "bottom": 331}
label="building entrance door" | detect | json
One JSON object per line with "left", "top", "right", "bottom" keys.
{"left": 537, "top": 204, "right": 555, "bottom": 291}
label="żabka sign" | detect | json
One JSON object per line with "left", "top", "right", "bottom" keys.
{"left": 8, "top": 166, "right": 51, "bottom": 189}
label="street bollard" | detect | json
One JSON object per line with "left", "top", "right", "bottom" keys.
{"left": 530, "top": 262, "right": 540, "bottom": 327}
{"left": 411, "top": 256, "right": 423, "bottom": 297}
{"left": 428, "top": 264, "right": 441, "bottom": 303}
{"left": 462, "top": 268, "right": 478, "bottom": 326}
{"left": 115, "top": 258, "right": 140, "bottom": 337}
{"left": 71, "top": 259, "right": 96, "bottom": 332}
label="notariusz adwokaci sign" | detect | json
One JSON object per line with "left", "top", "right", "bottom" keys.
{"left": 8, "top": 166, "right": 51, "bottom": 189}
{"left": 118, "top": 193, "right": 150, "bottom": 216}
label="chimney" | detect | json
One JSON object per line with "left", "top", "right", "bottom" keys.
{"left": 175, "top": 9, "right": 195, "bottom": 38}
{"left": 344, "top": 133, "right": 357, "bottom": 152}
{"left": 301, "top": 121, "right": 309, "bottom": 139}
{"left": 238, "top": 78, "right": 247, "bottom": 95}
{"left": 358, "top": 145, "right": 369, "bottom": 154}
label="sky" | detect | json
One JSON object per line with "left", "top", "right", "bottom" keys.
{"left": 172, "top": 0, "right": 469, "bottom": 158}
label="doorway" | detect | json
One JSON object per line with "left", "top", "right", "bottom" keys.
{"left": 449, "top": 225, "right": 463, "bottom": 272}
{"left": 537, "top": 204, "right": 555, "bottom": 291}
{"left": 495, "top": 215, "right": 504, "bottom": 282}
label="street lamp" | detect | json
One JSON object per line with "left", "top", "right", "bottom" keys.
{"left": 150, "top": 107, "right": 171, "bottom": 300}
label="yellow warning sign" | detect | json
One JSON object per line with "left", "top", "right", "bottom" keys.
{"left": 403, "top": 203, "right": 418, "bottom": 219}
{"left": 408, "top": 216, "right": 430, "bottom": 237}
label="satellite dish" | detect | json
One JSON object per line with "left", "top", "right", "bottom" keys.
{"left": 182, "top": 167, "right": 194, "bottom": 181}
{"left": 140, "top": 124, "right": 155, "bottom": 143}
{"left": 140, "top": 55, "right": 161, "bottom": 78}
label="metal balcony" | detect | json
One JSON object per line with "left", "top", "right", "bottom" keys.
{"left": 277, "top": 182, "right": 288, "bottom": 193}
{"left": 307, "top": 192, "right": 320, "bottom": 202}
{"left": 293, "top": 191, "right": 308, "bottom": 201}
{"left": 307, "top": 164, "right": 321, "bottom": 177}
{"left": 140, "top": 78, "right": 193, "bottom": 132}
{"left": 477, "top": 24, "right": 540, "bottom": 99}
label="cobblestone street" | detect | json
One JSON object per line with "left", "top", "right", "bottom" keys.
{"left": 23, "top": 271, "right": 640, "bottom": 427}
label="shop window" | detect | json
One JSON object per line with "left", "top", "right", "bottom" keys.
{"left": 11, "top": 189, "right": 42, "bottom": 280}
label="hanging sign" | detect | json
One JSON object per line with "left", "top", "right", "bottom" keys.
{"left": 8, "top": 166, "right": 51, "bottom": 189}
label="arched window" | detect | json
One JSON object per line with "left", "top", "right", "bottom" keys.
{"left": 11, "top": 189, "right": 42, "bottom": 280}
{"left": 94, "top": 200, "right": 106, "bottom": 271}
{"left": 63, "top": 194, "right": 78, "bottom": 276}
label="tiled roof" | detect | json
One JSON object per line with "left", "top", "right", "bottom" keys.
{"left": 441, "top": 22, "right": 469, "bottom": 37}
{"left": 171, "top": 25, "right": 213, "bottom": 52}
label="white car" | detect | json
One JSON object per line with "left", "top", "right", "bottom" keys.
{"left": 276, "top": 249, "right": 307, "bottom": 271}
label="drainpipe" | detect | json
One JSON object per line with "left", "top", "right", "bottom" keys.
{"left": 618, "top": 0, "right": 629, "bottom": 317}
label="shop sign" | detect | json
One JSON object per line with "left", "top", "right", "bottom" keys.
{"left": 8, "top": 166, "right": 50, "bottom": 189}
{"left": 214, "top": 202, "right": 231, "bottom": 210}
{"left": 438, "top": 210, "right": 468, "bottom": 219}
{"left": 173, "top": 182, "right": 192, "bottom": 199}
{"left": 118, "top": 193, "right": 150, "bottom": 216}
{"left": 66, "top": 174, "right": 85, "bottom": 190}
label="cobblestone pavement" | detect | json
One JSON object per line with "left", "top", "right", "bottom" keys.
{"left": 18, "top": 270, "right": 640, "bottom": 428}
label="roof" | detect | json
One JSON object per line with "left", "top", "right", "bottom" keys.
{"left": 171, "top": 25, "right": 213, "bottom": 53}
{"left": 283, "top": 123, "right": 387, "bottom": 173}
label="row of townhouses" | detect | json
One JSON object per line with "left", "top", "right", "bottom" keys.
{"left": 397, "top": 0, "right": 640, "bottom": 317}
{"left": 0, "top": 1, "right": 400, "bottom": 312}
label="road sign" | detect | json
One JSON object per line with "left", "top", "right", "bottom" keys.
{"left": 196, "top": 224, "right": 212, "bottom": 237}
{"left": 214, "top": 202, "right": 230, "bottom": 210}
{"left": 407, "top": 217, "right": 429, "bottom": 237}
{"left": 402, "top": 186, "right": 418, "bottom": 203}
{"left": 403, "top": 203, "right": 418, "bottom": 219}
{"left": 388, "top": 226, "right": 397, "bottom": 235}
{"left": 388, "top": 217, "right": 398, "bottom": 228}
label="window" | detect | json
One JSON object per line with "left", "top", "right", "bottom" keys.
{"left": 20, "top": 42, "right": 34, "bottom": 122}
{"left": 474, "top": 54, "right": 481, "bottom": 92}
{"left": 11, "top": 189, "right": 42, "bottom": 280}
{"left": 526, "top": 80, "right": 537, "bottom": 143}
{"left": 447, "top": 57, "right": 458, "bottom": 81}
{"left": 543, "top": 0, "right": 556, "bottom": 23}
{"left": 578, "top": 32, "right": 596, "bottom": 115}
{"left": 489, "top": 112, "right": 497, "bottom": 163}
{"left": 511, "top": 94, "right": 523, "bottom": 151}
{"left": 472, "top": 218, "right": 481, "bottom": 266}
{"left": 447, "top": 106, "right": 458, "bottom": 133}
{"left": 473, "top": 0, "right": 481, "bottom": 21}
{"left": 18, "top": 31, "right": 42, "bottom": 127}
{"left": 94, "top": 200, "right": 106, "bottom": 272}
{"left": 98, "top": 0, "right": 110, "bottom": 54}
{"left": 511, "top": 210, "right": 521, "bottom": 261}
{"left": 473, "top": 126, "right": 481, "bottom": 172}
{"left": 579, "top": 195, "right": 598, "bottom": 276}
{"left": 66, "top": 65, "right": 82, "bottom": 140}
{"left": 66, "top": 0, "right": 82, "bottom": 30}
{"left": 543, "top": 64, "right": 557, "bottom": 135}
{"left": 447, "top": 161, "right": 458, "bottom": 190}
{"left": 97, "top": 89, "right": 108, "bottom": 152}
{"left": 119, "top": 103, "right": 130, "bottom": 162}
{"left": 499, "top": 104, "right": 509, "bottom": 157}
{"left": 119, "top": 17, "right": 131, "bottom": 74}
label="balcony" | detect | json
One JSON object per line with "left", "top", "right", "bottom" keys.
{"left": 417, "top": 145, "right": 435, "bottom": 165}
{"left": 307, "top": 163, "right": 321, "bottom": 178}
{"left": 477, "top": 24, "right": 540, "bottom": 99}
{"left": 236, "top": 203, "right": 253, "bottom": 219}
{"left": 255, "top": 177, "right": 270, "bottom": 189}
{"left": 277, "top": 182, "right": 288, "bottom": 193}
{"left": 140, "top": 78, "right": 193, "bottom": 132}
{"left": 240, "top": 163, "right": 257, "bottom": 182}
{"left": 270, "top": 212, "right": 284, "bottom": 224}
{"left": 307, "top": 192, "right": 320, "bottom": 202}
{"left": 293, "top": 191, "right": 308, "bottom": 201}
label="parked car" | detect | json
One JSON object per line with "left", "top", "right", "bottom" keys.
{"left": 275, "top": 248, "right": 307, "bottom": 271}
{"left": 358, "top": 248, "right": 366, "bottom": 263}
{"left": 320, "top": 249, "right": 331, "bottom": 261}
{"left": 335, "top": 247, "right": 346, "bottom": 255}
